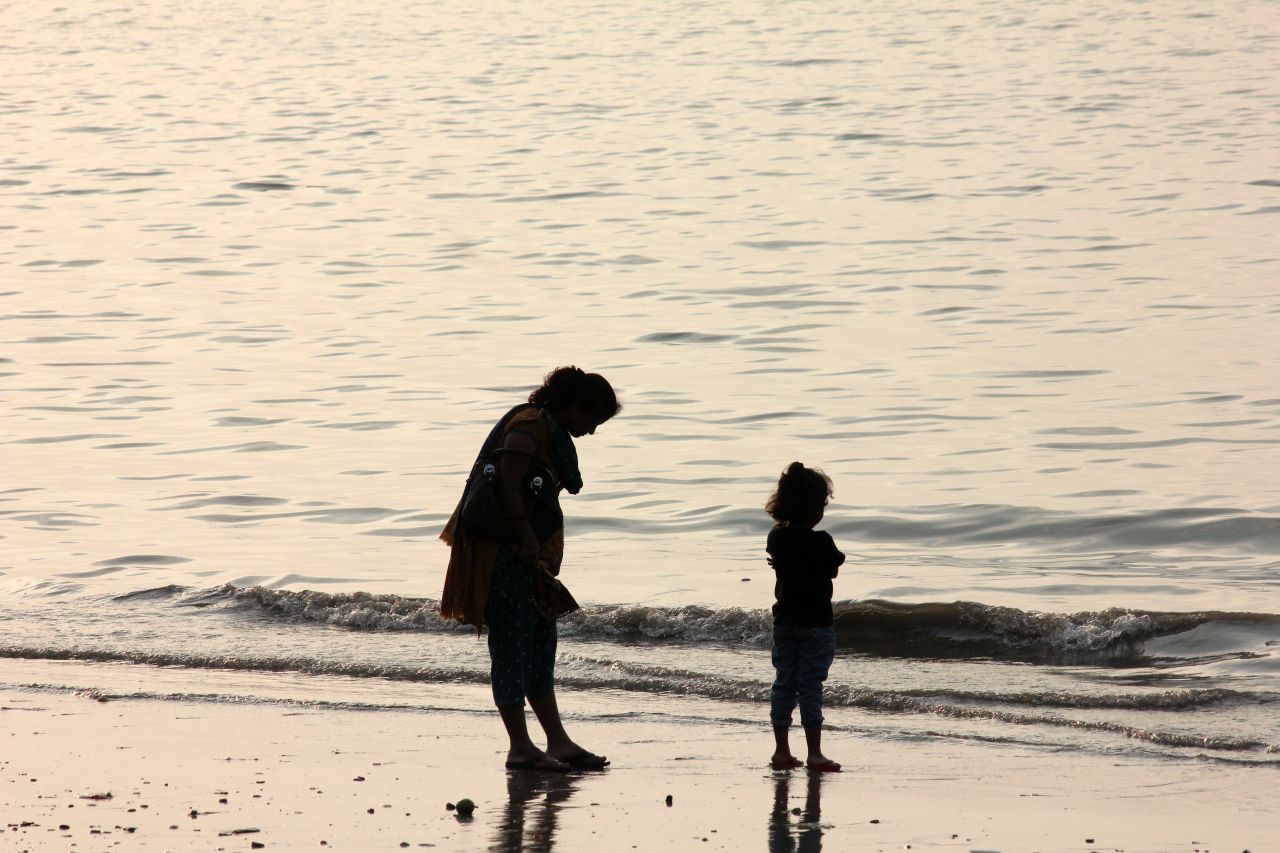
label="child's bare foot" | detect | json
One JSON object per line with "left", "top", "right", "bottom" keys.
{"left": 806, "top": 755, "right": 841, "bottom": 772}
{"left": 770, "top": 753, "right": 803, "bottom": 770}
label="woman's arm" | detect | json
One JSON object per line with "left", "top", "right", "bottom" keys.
{"left": 498, "top": 430, "right": 547, "bottom": 570}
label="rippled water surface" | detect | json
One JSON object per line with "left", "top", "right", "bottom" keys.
{"left": 2, "top": 0, "right": 1278, "bottom": 767}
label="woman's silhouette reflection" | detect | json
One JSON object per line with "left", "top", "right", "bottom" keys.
{"left": 491, "top": 769, "right": 578, "bottom": 852}
{"left": 768, "top": 770, "right": 824, "bottom": 853}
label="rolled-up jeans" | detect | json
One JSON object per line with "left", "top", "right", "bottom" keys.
{"left": 770, "top": 623, "right": 837, "bottom": 728}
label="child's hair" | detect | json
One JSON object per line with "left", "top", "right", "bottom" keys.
{"left": 765, "top": 462, "right": 834, "bottom": 524}
{"left": 529, "top": 365, "right": 622, "bottom": 421}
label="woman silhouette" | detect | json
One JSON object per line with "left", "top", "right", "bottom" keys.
{"left": 440, "top": 366, "right": 620, "bottom": 771}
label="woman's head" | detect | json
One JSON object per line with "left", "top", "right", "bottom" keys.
{"left": 529, "top": 366, "right": 621, "bottom": 437}
{"left": 766, "top": 462, "right": 834, "bottom": 526}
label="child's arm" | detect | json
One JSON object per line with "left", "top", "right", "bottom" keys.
{"left": 821, "top": 531, "right": 846, "bottom": 578}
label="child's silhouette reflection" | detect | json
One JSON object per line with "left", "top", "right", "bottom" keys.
{"left": 491, "top": 769, "right": 578, "bottom": 852}
{"left": 768, "top": 770, "right": 824, "bottom": 853}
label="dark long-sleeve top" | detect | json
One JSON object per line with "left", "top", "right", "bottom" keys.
{"left": 767, "top": 524, "right": 846, "bottom": 627}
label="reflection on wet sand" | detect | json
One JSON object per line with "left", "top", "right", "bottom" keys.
{"left": 768, "top": 770, "right": 824, "bottom": 853}
{"left": 492, "top": 770, "right": 579, "bottom": 852}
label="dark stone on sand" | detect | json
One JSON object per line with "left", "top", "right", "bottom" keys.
{"left": 188, "top": 809, "right": 198, "bottom": 819}
{"left": 400, "top": 844, "right": 409, "bottom": 848}
{"left": 366, "top": 808, "right": 375, "bottom": 814}
{"left": 251, "top": 843, "right": 265, "bottom": 850}
{"left": 219, "top": 798, "right": 228, "bottom": 804}
{"left": 354, "top": 776, "right": 365, "bottom": 782}
{"left": 665, "top": 795, "right": 673, "bottom": 806}
{"left": 446, "top": 803, "right": 455, "bottom": 811}
{"left": 59, "top": 824, "right": 70, "bottom": 830}
{"left": 1085, "top": 840, "right": 1094, "bottom": 845}
{"left": 870, "top": 819, "right": 880, "bottom": 824}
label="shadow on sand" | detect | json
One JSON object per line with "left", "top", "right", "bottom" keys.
{"left": 768, "top": 770, "right": 825, "bottom": 853}
{"left": 490, "top": 769, "right": 580, "bottom": 852}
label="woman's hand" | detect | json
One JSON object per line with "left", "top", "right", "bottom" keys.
{"left": 517, "top": 538, "right": 550, "bottom": 573}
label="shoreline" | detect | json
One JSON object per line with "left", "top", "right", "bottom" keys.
{"left": 3, "top": 665, "right": 1275, "bottom": 852}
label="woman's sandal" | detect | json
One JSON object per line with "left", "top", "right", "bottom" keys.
{"left": 504, "top": 754, "right": 572, "bottom": 773}
{"left": 556, "top": 749, "right": 610, "bottom": 771}
{"left": 806, "top": 759, "right": 842, "bottom": 773}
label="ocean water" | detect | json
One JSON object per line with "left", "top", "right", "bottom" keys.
{"left": 2, "top": 0, "right": 1278, "bottom": 773}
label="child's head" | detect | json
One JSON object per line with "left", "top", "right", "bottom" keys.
{"left": 765, "top": 462, "right": 834, "bottom": 526}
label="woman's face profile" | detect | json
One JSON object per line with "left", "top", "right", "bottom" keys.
{"left": 560, "top": 403, "right": 606, "bottom": 438}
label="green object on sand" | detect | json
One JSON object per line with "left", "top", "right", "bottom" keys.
{"left": 455, "top": 798, "right": 475, "bottom": 817}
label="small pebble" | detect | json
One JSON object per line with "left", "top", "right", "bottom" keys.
{"left": 791, "top": 807, "right": 801, "bottom": 816}
{"left": 665, "top": 795, "right": 673, "bottom": 806}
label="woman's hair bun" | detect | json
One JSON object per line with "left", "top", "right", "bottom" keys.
{"left": 529, "top": 366, "right": 621, "bottom": 419}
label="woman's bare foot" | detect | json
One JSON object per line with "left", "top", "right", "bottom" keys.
{"left": 806, "top": 755, "right": 841, "bottom": 772}
{"left": 770, "top": 753, "right": 803, "bottom": 770}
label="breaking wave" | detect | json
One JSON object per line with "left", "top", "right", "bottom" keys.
{"left": 140, "top": 584, "right": 1280, "bottom": 663}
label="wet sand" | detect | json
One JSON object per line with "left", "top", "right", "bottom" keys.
{"left": 2, "top": 683, "right": 1273, "bottom": 852}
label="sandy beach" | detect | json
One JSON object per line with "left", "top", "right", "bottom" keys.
{"left": 3, "top": 662, "right": 1273, "bottom": 853}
